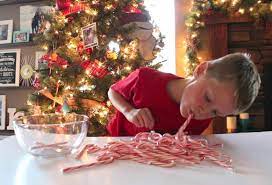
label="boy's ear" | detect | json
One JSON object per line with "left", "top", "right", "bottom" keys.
{"left": 193, "top": 61, "right": 209, "bottom": 78}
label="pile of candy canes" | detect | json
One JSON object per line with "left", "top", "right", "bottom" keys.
{"left": 62, "top": 114, "right": 232, "bottom": 173}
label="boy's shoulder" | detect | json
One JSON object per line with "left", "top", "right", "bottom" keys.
{"left": 136, "top": 67, "right": 165, "bottom": 78}
{"left": 136, "top": 67, "right": 179, "bottom": 79}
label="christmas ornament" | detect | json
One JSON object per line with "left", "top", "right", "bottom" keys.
{"left": 56, "top": 0, "right": 71, "bottom": 11}
{"left": 123, "top": 5, "right": 142, "bottom": 14}
{"left": 20, "top": 55, "right": 35, "bottom": 87}
{"left": 86, "top": 60, "right": 108, "bottom": 78}
{"left": 85, "top": 47, "right": 93, "bottom": 54}
{"left": 82, "top": 23, "right": 99, "bottom": 49}
{"left": 77, "top": 42, "right": 84, "bottom": 55}
{"left": 58, "top": 1, "right": 86, "bottom": 16}
{"left": 106, "top": 51, "right": 118, "bottom": 60}
{"left": 62, "top": 99, "right": 71, "bottom": 113}
{"left": 32, "top": 76, "right": 41, "bottom": 89}
{"left": 41, "top": 53, "right": 68, "bottom": 68}
{"left": 55, "top": 105, "right": 62, "bottom": 113}
{"left": 124, "top": 21, "right": 156, "bottom": 60}
{"left": 80, "top": 60, "right": 91, "bottom": 69}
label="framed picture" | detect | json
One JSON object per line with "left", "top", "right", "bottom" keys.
{"left": 0, "top": 20, "right": 13, "bottom": 44}
{"left": 13, "top": 31, "right": 29, "bottom": 43}
{"left": 0, "top": 95, "right": 6, "bottom": 130}
{"left": 82, "top": 23, "right": 98, "bottom": 49}
{"left": 20, "top": 55, "right": 35, "bottom": 87}
{"left": 0, "top": 49, "right": 21, "bottom": 87}
{"left": 35, "top": 51, "right": 46, "bottom": 70}
{"left": 20, "top": 5, "right": 52, "bottom": 35}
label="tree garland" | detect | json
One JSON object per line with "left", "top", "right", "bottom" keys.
{"left": 185, "top": 0, "right": 272, "bottom": 76}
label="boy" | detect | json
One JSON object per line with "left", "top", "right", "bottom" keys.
{"left": 107, "top": 53, "right": 261, "bottom": 136}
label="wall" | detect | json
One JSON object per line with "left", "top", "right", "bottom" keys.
{"left": 0, "top": 1, "right": 47, "bottom": 128}
{"left": 175, "top": 0, "right": 191, "bottom": 77}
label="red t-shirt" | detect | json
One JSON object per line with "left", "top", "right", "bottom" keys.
{"left": 107, "top": 67, "right": 211, "bottom": 136}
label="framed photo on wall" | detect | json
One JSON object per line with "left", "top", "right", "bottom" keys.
{"left": 82, "top": 23, "right": 98, "bottom": 49}
{"left": 20, "top": 5, "right": 52, "bottom": 35}
{"left": 0, "top": 95, "right": 6, "bottom": 130}
{"left": 0, "top": 49, "right": 21, "bottom": 87}
{"left": 13, "top": 31, "right": 29, "bottom": 43}
{"left": 0, "top": 20, "right": 13, "bottom": 44}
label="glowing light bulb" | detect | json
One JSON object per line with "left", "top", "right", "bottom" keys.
{"left": 108, "top": 41, "right": 120, "bottom": 53}
{"left": 238, "top": 8, "right": 245, "bottom": 14}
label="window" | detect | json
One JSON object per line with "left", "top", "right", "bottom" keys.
{"left": 145, "top": 0, "right": 176, "bottom": 74}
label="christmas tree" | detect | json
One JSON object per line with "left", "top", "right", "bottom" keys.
{"left": 27, "top": 0, "right": 165, "bottom": 136}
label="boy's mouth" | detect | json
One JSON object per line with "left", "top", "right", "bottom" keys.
{"left": 188, "top": 108, "right": 194, "bottom": 118}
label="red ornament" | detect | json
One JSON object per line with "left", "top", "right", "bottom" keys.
{"left": 123, "top": 5, "right": 142, "bottom": 14}
{"left": 61, "top": 2, "right": 86, "bottom": 16}
{"left": 67, "top": 16, "right": 74, "bottom": 22}
{"left": 86, "top": 60, "right": 108, "bottom": 78}
{"left": 32, "top": 76, "right": 41, "bottom": 89}
{"left": 41, "top": 54, "right": 51, "bottom": 61}
{"left": 80, "top": 60, "right": 91, "bottom": 69}
{"left": 56, "top": 0, "right": 71, "bottom": 11}
{"left": 55, "top": 105, "right": 63, "bottom": 113}
{"left": 206, "top": 9, "right": 214, "bottom": 16}
{"left": 77, "top": 42, "right": 84, "bottom": 55}
{"left": 42, "top": 53, "right": 68, "bottom": 68}
{"left": 85, "top": 47, "right": 93, "bottom": 55}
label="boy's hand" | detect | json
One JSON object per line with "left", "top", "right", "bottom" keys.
{"left": 124, "top": 108, "right": 155, "bottom": 129}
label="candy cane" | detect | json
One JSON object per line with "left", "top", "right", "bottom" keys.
{"left": 62, "top": 115, "right": 233, "bottom": 173}
{"left": 62, "top": 157, "right": 114, "bottom": 173}
{"left": 31, "top": 141, "right": 68, "bottom": 150}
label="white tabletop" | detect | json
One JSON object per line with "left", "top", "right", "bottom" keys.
{"left": 0, "top": 132, "right": 272, "bottom": 185}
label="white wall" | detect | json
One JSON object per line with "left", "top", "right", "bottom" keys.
{"left": 145, "top": 0, "right": 176, "bottom": 74}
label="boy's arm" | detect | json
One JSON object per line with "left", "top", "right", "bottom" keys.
{"left": 108, "top": 87, "right": 134, "bottom": 115}
{"left": 108, "top": 87, "right": 154, "bottom": 129}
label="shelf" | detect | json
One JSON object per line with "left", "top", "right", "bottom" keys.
{"left": 0, "top": 86, "right": 33, "bottom": 90}
{"left": 0, "top": 130, "right": 14, "bottom": 136}
{"left": 0, "top": 41, "right": 36, "bottom": 49}
{"left": 0, "top": 0, "right": 45, "bottom": 6}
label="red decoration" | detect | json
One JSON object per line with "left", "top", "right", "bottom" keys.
{"left": 56, "top": 0, "right": 71, "bottom": 11}
{"left": 41, "top": 54, "right": 68, "bottom": 68}
{"left": 123, "top": 5, "right": 142, "bottom": 14}
{"left": 85, "top": 60, "right": 108, "bottom": 78}
{"left": 55, "top": 105, "right": 63, "bottom": 113}
{"left": 77, "top": 42, "right": 84, "bottom": 55}
{"left": 206, "top": 9, "right": 214, "bottom": 16}
{"left": 32, "top": 76, "right": 41, "bottom": 89}
{"left": 80, "top": 60, "right": 91, "bottom": 69}
{"left": 85, "top": 47, "right": 93, "bottom": 55}
{"left": 61, "top": 2, "right": 86, "bottom": 16}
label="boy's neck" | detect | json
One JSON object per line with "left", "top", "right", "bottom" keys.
{"left": 167, "top": 78, "right": 192, "bottom": 103}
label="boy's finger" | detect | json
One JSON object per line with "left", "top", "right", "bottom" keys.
{"left": 136, "top": 115, "right": 145, "bottom": 128}
{"left": 141, "top": 113, "right": 150, "bottom": 129}
{"left": 144, "top": 109, "right": 155, "bottom": 128}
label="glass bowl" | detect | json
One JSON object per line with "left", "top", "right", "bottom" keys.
{"left": 13, "top": 113, "right": 89, "bottom": 158}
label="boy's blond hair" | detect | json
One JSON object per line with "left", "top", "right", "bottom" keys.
{"left": 206, "top": 53, "right": 261, "bottom": 114}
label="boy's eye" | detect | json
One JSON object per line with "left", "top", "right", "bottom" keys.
{"left": 205, "top": 93, "right": 211, "bottom": 103}
{"left": 212, "top": 110, "right": 217, "bottom": 117}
